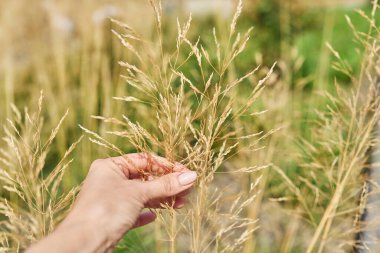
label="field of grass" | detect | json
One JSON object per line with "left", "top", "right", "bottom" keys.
{"left": 1, "top": 0, "right": 380, "bottom": 252}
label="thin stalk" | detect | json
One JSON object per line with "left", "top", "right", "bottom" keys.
{"left": 170, "top": 211, "right": 177, "bottom": 253}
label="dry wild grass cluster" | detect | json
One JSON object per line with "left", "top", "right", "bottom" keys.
{"left": 0, "top": 0, "right": 380, "bottom": 252}
{"left": 83, "top": 0, "right": 275, "bottom": 251}
{"left": 275, "top": 3, "right": 380, "bottom": 252}
{"left": 0, "top": 93, "right": 81, "bottom": 251}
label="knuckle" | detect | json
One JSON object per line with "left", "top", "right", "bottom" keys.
{"left": 90, "top": 159, "right": 105, "bottom": 171}
{"left": 140, "top": 190, "right": 150, "bottom": 204}
{"left": 128, "top": 183, "right": 146, "bottom": 207}
{"left": 161, "top": 176, "right": 174, "bottom": 195}
{"left": 133, "top": 182, "right": 145, "bottom": 197}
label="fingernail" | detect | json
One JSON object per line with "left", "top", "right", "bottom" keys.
{"left": 178, "top": 171, "right": 197, "bottom": 186}
{"left": 176, "top": 201, "right": 185, "bottom": 209}
{"left": 174, "top": 162, "right": 187, "bottom": 170}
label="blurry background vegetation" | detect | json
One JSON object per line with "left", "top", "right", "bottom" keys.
{"left": 0, "top": 0, "right": 378, "bottom": 252}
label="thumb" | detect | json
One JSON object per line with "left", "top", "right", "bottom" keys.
{"left": 142, "top": 171, "right": 197, "bottom": 200}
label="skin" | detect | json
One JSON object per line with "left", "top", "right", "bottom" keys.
{"left": 27, "top": 153, "right": 197, "bottom": 253}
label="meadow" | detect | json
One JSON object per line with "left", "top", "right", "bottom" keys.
{"left": 0, "top": 0, "right": 380, "bottom": 252}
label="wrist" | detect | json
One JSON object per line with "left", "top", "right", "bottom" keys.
{"left": 27, "top": 211, "right": 112, "bottom": 253}
{"left": 61, "top": 209, "right": 113, "bottom": 251}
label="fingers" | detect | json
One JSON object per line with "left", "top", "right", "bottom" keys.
{"left": 142, "top": 171, "right": 197, "bottom": 201}
{"left": 106, "top": 153, "right": 189, "bottom": 179}
{"left": 144, "top": 187, "right": 192, "bottom": 208}
{"left": 173, "top": 197, "right": 186, "bottom": 208}
{"left": 146, "top": 195, "right": 187, "bottom": 209}
{"left": 131, "top": 211, "right": 156, "bottom": 229}
{"left": 173, "top": 162, "right": 188, "bottom": 173}
{"left": 177, "top": 188, "right": 191, "bottom": 197}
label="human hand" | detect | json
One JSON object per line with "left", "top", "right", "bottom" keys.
{"left": 27, "top": 153, "right": 197, "bottom": 253}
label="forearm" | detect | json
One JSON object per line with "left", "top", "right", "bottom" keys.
{"left": 27, "top": 216, "right": 111, "bottom": 253}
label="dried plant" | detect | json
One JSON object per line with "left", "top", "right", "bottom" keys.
{"left": 81, "top": 0, "right": 275, "bottom": 252}
{"left": 0, "top": 92, "right": 81, "bottom": 252}
{"left": 275, "top": 2, "right": 380, "bottom": 252}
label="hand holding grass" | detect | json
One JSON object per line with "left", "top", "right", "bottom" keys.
{"left": 27, "top": 153, "right": 197, "bottom": 253}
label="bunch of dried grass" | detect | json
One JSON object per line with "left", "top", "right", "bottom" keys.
{"left": 0, "top": 92, "right": 81, "bottom": 252}
{"left": 81, "top": 0, "right": 275, "bottom": 252}
{"left": 275, "top": 2, "right": 380, "bottom": 252}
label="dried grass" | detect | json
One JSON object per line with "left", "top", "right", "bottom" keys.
{"left": 0, "top": 92, "right": 81, "bottom": 251}
{"left": 81, "top": 0, "right": 275, "bottom": 251}
{"left": 274, "top": 2, "right": 380, "bottom": 251}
